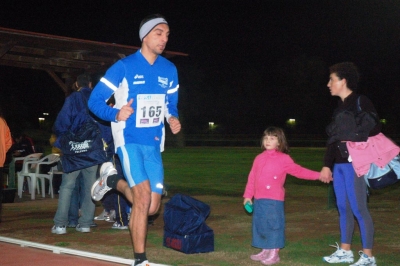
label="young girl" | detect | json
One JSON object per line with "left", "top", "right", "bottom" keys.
{"left": 243, "top": 127, "right": 327, "bottom": 265}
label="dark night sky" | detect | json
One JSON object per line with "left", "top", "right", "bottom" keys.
{"left": 1, "top": 0, "right": 400, "bottom": 134}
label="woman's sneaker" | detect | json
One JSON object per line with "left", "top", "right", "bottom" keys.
{"left": 350, "top": 251, "right": 377, "bottom": 266}
{"left": 91, "top": 162, "right": 117, "bottom": 201}
{"left": 323, "top": 243, "right": 354, "bottom": 263}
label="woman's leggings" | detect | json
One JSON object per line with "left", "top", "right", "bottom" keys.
{"left": 333, "top": 163, "right": 374, "bottom": 249}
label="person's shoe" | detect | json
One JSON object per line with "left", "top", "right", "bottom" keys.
{"left": 323, "top": 243, "right": 354, "bottom": 263}
{"left": 112, "top": 221, "right": 128, "bottom": 230}
{"left": 90, "top": 222, "right": 98, "bottom": 227}
{"left": 51, "top": 225, "right": 66, "bottom": 234}
{"left": 94, "top": 209, "right": 107, "bottom": 220}
{"left": 67, "top": 223, "right": 77, "bottom": 228}
{"left": 131, "top": 260, "right": 150, "bottom": 266}
{"left": 250, "top": 249, "right": 270, "bottom": 261}
{"left": 350, "top": 251, "right": 377, "bottom": 266}
{"left": 91, "top": 162, "right": 116, "bottom": 201}
{"left": 261, "top": 249, "right": 280, "bottom": 265}
{"left": 75, "top": 224, "right": 90, "bottom": 233}
{"left": 105, "top": 209, "right": 116, "bottom": 222}
{"left": 131, "top": 260, "right": 165, "bottom": 266}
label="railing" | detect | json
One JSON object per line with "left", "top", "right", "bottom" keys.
{"left": 166, "top": 133, "right": 400, "bottom": 147}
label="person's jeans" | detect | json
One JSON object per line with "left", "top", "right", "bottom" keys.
{"left": 53, "top": 165, "right": 97, "bottom": 228}
{"left": 68, "top": 173, "right": 84, "bottom": 226}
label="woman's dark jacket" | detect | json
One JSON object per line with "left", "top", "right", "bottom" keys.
{"left": 323, "top": 92, "right": 381, "bottom": 169}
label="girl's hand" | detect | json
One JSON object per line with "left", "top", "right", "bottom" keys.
{"left": 319, "top": 166, "right": 333, "bottom": 183}
{"left": 243, "top": 198, "right": 252, "bottom": 205}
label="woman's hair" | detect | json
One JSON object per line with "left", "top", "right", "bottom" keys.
{"left": 329, "top": 62, "right": 360, "bottom": 91}
{"left": 261, "top": 126, "right": 289, "bottom": 153}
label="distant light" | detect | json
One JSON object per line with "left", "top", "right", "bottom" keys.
{"left": 287, "top": 118, "right": 296, "bottom": 125}
{"left": 209, "top": 122, "right": 216, "bottom": 130}
{"left": 38, "top": 118, "right": 45, "bottom": 121}
{"left": 380, "top": 119, "right": 387, "bottom": 124}
{"left": 43, "top": 113, "right": 49, "bottom": 116}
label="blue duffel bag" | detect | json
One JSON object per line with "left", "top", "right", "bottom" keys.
{"left": 163, "top": 193, "right": 214, "bottom": 254}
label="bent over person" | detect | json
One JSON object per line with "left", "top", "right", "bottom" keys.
{"left": 88, "top": 14, "right": 181, "bottom": 266}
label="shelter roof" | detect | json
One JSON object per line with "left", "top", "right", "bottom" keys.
{"left": 0, "top": 27, "right": 188, "bottom": 94}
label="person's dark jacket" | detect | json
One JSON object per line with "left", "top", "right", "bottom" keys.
{"left": 53, "top": 88, "right": 91, "bottom": 148}
{"left": 323, "top": 93, "right": 381, "bottom": 169}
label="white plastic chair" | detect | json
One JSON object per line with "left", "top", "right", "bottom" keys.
{"left": 17, "top": 153, "right": 43, "bottom": 199}
{"left": 35, "top": 153, "right": 60, "bottom": 199}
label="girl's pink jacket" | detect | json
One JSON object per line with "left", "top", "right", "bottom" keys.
{"left": 243, "top": 149, "right": 320, "bottom": 201}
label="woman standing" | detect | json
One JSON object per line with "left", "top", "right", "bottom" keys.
{"left": 321, "top": 62, "right": 379, "bottom": 266}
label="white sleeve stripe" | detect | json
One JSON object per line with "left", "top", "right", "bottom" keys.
{"left": 100, "top": 77, "right": 118, "bottom": 91}
{"left": 167, "top": 85, "right": 179, "bottom": 94}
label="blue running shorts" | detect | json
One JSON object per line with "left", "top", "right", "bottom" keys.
{"left": 117, "top": 143, "right": 164, "bottom": 194}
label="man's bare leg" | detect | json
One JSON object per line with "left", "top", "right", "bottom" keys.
{"left": 115, "top": 180, "right": 162, "bottom": 253}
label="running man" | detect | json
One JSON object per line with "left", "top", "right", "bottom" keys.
{"left": 88, "top": 14, "right": 181, "bottom": 266}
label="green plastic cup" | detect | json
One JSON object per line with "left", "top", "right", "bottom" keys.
{"left": 244, "top": 202, "right": 253, "bottom": 213}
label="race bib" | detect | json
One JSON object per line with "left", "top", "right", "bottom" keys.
{"left": 136, "top": 94, "right": 165, "bottom": 128}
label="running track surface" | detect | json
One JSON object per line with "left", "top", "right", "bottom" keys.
{"left": 0, "top": 242, "right": 126, "bottom": 266}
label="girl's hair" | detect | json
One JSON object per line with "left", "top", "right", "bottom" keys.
{"left": 261, "top": 126, "right": 289, "bottom": 153}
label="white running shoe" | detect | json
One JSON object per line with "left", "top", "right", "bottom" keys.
{"left": 112, "top": 221, "right": 128, "bottom": 230}
{"left": 75, "top": 224, "right": 90, "bottom": 233}
{"left": 94, "top": 209, "right": 107, "bottom": 220}
{"left": 105, "top": 209, "right": 116, "bottom": 222}
{"left": 131, "top": 261, "right": 169, "bottom": 266}
{"left": 91, "top": 162, "right": 116, "bottom": 201}
{"left": 323, "top": 242, "right": 354, "bottom": 263}
{"left": 51, "top": 225, "right": 66, "bottom": 235}
{"left": 350, "top": 251, "right": 377, "bottom": 266}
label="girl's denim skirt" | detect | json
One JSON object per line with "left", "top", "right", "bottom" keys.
{"left": 252, "top": 198, "right": 285, "bottom": 249}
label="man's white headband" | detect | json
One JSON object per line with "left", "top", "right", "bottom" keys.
{"left": 139, "top": 18, "right": 168, "bottom": 41}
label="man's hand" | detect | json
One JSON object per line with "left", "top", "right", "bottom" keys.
{"left": 168, "top": 116, "right": 181, "bottom": 134}
{"left": 319, "top": 166, "right": 333, "bottom": 183}
{"left": 116, "top": 99, "right": 134, "bottom": 121}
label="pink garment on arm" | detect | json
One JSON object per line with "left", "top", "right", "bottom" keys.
{"left": 347, "top": 133, "right": 400, "bottom": 177}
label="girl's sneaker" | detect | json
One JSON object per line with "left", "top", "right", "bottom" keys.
{"left": 250, "top": 249, "right": 270, "bottom": 261}
{"left": 323, "top": 243, "right": 354, "bottom": 263}
{"left": 350, "top": 251, "right": 377, "bottom": 266}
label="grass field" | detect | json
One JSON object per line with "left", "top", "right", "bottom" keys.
{"left": 2, "top": 146, "right": 400, "bottom": 265}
